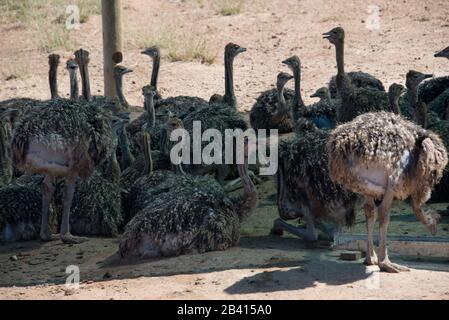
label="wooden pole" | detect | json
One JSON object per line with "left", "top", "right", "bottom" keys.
{"left": 101, "top": 0, "right": 123, "bottom": 98}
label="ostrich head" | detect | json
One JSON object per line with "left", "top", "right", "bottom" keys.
{"left": 323, "top": 27, "right": 345, "bottom": 46}
{"left": 282, "top": 55, "right": 300, "bottom": 73}
{"left": 276, "top": 72, "right": 293, "bottom": 91}
{"left": 66, "top": 59, "right": 78, "bottom": 72}
{"left": 114, "top": 65, "right": 133, "bottom": 78}
{"left": 142, "top": 85, "right": 157, "bottom": 98}
{"left": 141, "top": 46, "right": 160, "bottom": 59}
{"left": 405, "top": 70, "right": 433, "bottom": 90}
{"left": 310, "top": 87, "right": 330, "bottom": 99}
{"left": 434, "top": 46, "right": 449, "bottom": 59}
{"left": 165, "top": 116, "right": 184, "bottom": 134}
{"left": 48, "top": 53, "right": 60, "bottom": 68}
{"left": 388, "top": 83, "right": 404, "bottom": 98}
{"left": 225, "top": 43, "right": 247, "bottom": 59}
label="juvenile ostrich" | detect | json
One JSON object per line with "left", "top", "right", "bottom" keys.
{"left": 310, "top": 87, "right": 332, "bottom": 102}
{"left": 388, "top": 83, "right": 405, "bottom": 114}
{"left": 323, "top": 27, "right": 389, "bottom": 123}
{"left": 272, "top": 84, "right": 405, "bottom": 241}
{"left": 113, "top": 65, "right": 134, "bottom": 110}
{"left": 327, "top": 111, "right": 448, "bottom": 272}
{"left": 249, "top": 72, "right": 294, "bottom": 132}
{"left": 282, "top": 56, "right": 336, "bottom": 130}
{"left": 399, "top": 71, "right": 433, "bottom": 122}
{"left": 11, "top": 96, "right": 115, "bottom": 243}
{"left": 418, "top": 46, "right": 449, "bottom": 108}
{"left": 119, "top": 129, "right": 257, "bottom": 258}
{"left": 182, "top": 43, "right": 248, "bottom": 182}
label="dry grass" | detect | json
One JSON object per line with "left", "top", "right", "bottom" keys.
{"left": 128, "top": 24, "right": 217, "bottom": 64}
{"left": 1, "top": 53, "right": 32, "bottom": 80}
{"left": 212, "top": 0, "right": 244, "bottom": 16}
{"left": 0, "top": 0, "right": 100, "bottom": 52}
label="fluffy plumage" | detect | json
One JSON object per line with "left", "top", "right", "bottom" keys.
{"left": 328, "top": 71, "right": 385, "bottom": 99}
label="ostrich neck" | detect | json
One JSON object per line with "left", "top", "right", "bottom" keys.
{"left": 120, "top": 126, "right": 134, "bottom": 168}
{"left": 143, "top": 134, "right": 153, "bottom": 175}
{"left": 335, "top": 41, "right": 352, "bottom": 93}
{"left": 389, "top": 94, "right": 400, "bottom": 114}
{"left": 151, "top": 56, "right": 160, "bottom": 89}
{"left": 235, "top": 161, "right": 257, "bottom": 222}
{"left": 291, "top": 66, "right": 304, "bottom": 122}
{"left": 69, "top": 70, "right": 79, "bottom": 101}
{"left": 49, "top": 62, "right": 59, "bottom": 99}
{"left": 144, "top": 94, "right": 156, "bottom": 129}
{"left": 273, "top": 83, "right": 288, "bottom": 121}
{"left": 79, "top": 61, "right": 91, "bottom": 101}
{"left": 115, "top": 75, "right": 129, "bottom": 108}
{"left": 224, "top": 54, "right": 236, "bottom": 108}
{"left": 0, "top": 124, "right": 6, "bottom": 161}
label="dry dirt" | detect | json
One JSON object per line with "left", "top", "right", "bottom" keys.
{"left": 1, "top": 0, "right": 449, "bottom": 300}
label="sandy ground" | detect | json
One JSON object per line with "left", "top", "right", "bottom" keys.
{"left": 1, "top": 0, "right": 449, "bottom": 299}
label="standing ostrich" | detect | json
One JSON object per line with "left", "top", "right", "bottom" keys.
{"left": 141, "top": 46, "right": 162, "bottom": 100}
{"left": 323, "top": 27, "right": 389, "bottom": 123}
{"left": 11, "top": 97, "right": 115, "bottom": 244}
{"left": 327, "top": 111, "right": 448, "bottom": 272}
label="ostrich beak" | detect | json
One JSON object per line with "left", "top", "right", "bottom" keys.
{"left": 434, "top": 49, "right": 445, "bottom": 58}
{"left": 310, "top": 93, "right": 319, "bottom": 98}
{"left": 122, "top": 68, "right": 133, "bottom": 74}
{"left": 322, "top": 31, "right": 332, "bottom": 39}
{"left": 238, "top": 47, "right": 247, "bottom": 54}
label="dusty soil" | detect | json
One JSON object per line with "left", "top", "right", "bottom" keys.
{"left": 1, "top": 0, "right": 449, "bottom": 299}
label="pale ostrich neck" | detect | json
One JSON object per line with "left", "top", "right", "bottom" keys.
{"left": 49, "top": 60, "right": 59, "bottom": 99}
{"left": 151, "top": 56, "right": 160, "bottom": 89}
{"left": 143, "top": 133, "right": 153, "bottom": 175}
{"left": 144, "top": 94, "right": 156, "bottom": 129}
{"left": 68, "top": 69, "right": 79, "bottom": 101}
{"left": 224, "top": 54, "right": 236, "bottom": 108}
{"left": 235, "top": 160, "right": 257, "bottom": 221}
{"left": 115, "top": 75, "right": 129, "bottom": 107}
{"left": 273, "top": 82, "right": 288, "bottom": 121}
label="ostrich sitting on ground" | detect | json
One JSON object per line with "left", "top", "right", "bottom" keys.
{"left": 328, "top": 71, "right": 385, "bottom": 99}
{"left": 11, "top": 95, "right": 115, "bottom": 243}
{"left": 249, "top": 72, "right": 294, "bottom": 132}
{"left": 418, "top": 46, "right": 449, "bottom": 108}
{"left": 119, "top": 128, "right": 257, "bottom": 258}
{"left": 323, "top": 27, "right": 390, "bottom": 123}
{"left": 327, "top": 111, "right": 448, "bottom": 272}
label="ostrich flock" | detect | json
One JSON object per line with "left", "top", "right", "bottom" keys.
{"left": 1, "top": 27, "right": 449, "bottom": 273}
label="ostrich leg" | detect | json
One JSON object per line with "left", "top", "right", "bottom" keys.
{"left": 272, "top": 208, "right": 318, "bottom": 242}
{"left": 60, "top": 176, "right": 88, "bottom": 244}
{"left": 363, "top": 197, "right": 378, "bottom": 265}
{"left": 40, "top": 175, "right": 58, "bottom": 241}
{"left": 377, "top": 186, "right": 409, "bottom": 273}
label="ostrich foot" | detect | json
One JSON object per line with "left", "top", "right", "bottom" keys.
{"left": 61, "top": 234, "right": 89, "bottom": 244}
{"left": 40, "top": 232, "right": 60, "bottom": 242}
{"left": 378, "top": 260, "right": 410, "bottom": 273}
{"left": 364, "top": 253, "right": 378, "bottom": 266}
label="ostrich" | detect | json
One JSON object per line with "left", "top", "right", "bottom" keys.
{"left": 418, "top": 46, "right": 449, "bottom": 107}
{"left": 327, "top": 111, "right": 448, "bottom": 272}
{"left": 11, "top": 96, "right": 115, "bottom": 243}
{"left": 323, "top": 27, "right": 389, "bottom": 123}
{"left": 113, "top": 65, "right": 134, "bottom": 110}
{"left": 119, "top": 130, "right": 257, "bottom": 258}
{"left": 249, "top": 72, "right": 294, "bottom": 133}
{"left": 388, "top": 83, "right": 405, "bottom": 114}
{"left": 282, "top": 56, "right": 336, "bottom": 130}
{"left": 272, "top": 83, "right": 405, "bottom": 241}
{"left": 399, "top": 71, "right": 434, "bottom": 122}
{"left": 182, "top": 43, "right": 248, "bottom": 183}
